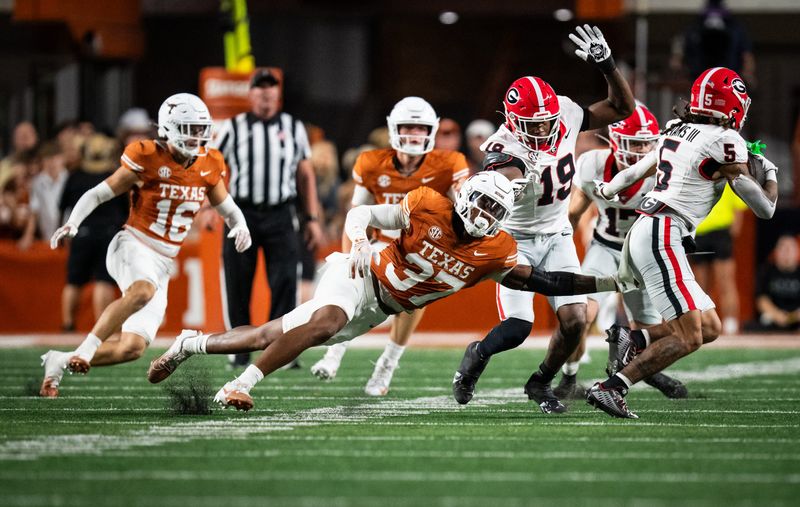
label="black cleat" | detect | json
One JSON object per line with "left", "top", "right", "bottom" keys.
{"left": 605, "top": 325, "right": 640, "bottom": 377}
{"left": 553, "top": 373, "right": 588, "bottom": 400}
{"left": 524, "top": 376, "right": 567, "bottom": 414}
{"left": 644, "top": 372, "right": 688, "bottom": 399}
{"left": 586, "top": 382, "right": 638, "bottom": 419}
{"left": 452, "top": 341, "right": 489, "bottom": 405}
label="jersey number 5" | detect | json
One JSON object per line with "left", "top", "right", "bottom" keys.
{"left": 149, "top": 199, "right": 200, "bottom": 242}
{"left": 654, "top": 139, "right": 681, "bottom": 191}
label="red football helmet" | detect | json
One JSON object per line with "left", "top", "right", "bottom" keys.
{"left": 690, "top": 67, "right": 751, "bottom": 130}
{"left": 609, "top": 103, "right": 660, "bottom": 168}
{"left": 503, "top": 76, "right": 562, "bottom": 154}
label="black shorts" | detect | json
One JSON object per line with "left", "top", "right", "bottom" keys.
{"left": 693, "top": 228, "right": 733, "bottom": 264}
{"left": 66, "top": 226, "right": 117, "bottom": 285}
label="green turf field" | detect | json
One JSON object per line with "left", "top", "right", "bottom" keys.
{"left": 2, "top": 345, "right": 800, "bottom": 506}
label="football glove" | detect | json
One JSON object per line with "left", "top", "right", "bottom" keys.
{"left": 50, "top": 223, "right": 78, "bottom": 249}
{"left": 227, "top": 224, "right": 252, "bottom": 253}
{"left": 593, "top": 179, "right": 620, "bottom": 203}
{"left": 348, "top": 238, "right": 373, "bottom": 279}
{"left": 569, "top": 24, "right": 616, "bottom": 74}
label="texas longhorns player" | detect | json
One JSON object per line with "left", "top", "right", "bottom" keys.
{"left": 561, "top": 103, "right": 687, "bottom": 401}
{"left": 310, "top": 96, "right": 469, "bottom": 396}
{"left": 40, "top": 93, "right": 251, "bottom": 398}
{"left": 147, "top": 173, "right": 620, "bottom": 412}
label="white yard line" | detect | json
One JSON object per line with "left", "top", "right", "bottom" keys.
{"left": 2, "top": 356, "right": 800, "bottom": 461}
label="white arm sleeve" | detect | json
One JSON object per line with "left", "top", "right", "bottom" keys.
{"left": 214, "top": 195, "right": 247, "bottom": 229}
{"left": 345, "top": 204, "right": 407, "bottom": 242}
{"left": 351, "top": 184, "right": 376, "bottom": 206}
{"left": 729, "top": 174, "right": 776, "bottom": 219}
{"left": 65, "top": 182, "right": 115, "bottom": 227}
{"left": 602, "top": 151, "right": 657, "bottom": 196}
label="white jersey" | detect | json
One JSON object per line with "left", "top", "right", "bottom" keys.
{"left": 481, "top": 95, "right": 585, "bottom": 237}
{"left": 575, "top": 148, "right": 655, "bottom": 247}
{"left": 646, "top": 122, "right": 747, "bottom": 231}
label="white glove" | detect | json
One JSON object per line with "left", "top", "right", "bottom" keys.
{"left": 227, "top": 224, "right": 252, "bottom": 253}
{"left": 593, "top": 180, "right": 619, "bottom": 203}
{"left": 50, "top": 223, "right": 78, "bottom": 249}
{"left": 748, "top": 153, "right": 778, "bottom": 186}
{"left": 612, "top": 272, "right": 640, "bottom": 293}
{"left": 348, "top": 238, "right": 373, "bottom": 279}
{"left": 569, "top": 24, "right": 616, "bottom": 73}
{"left": 510, "top": 178, "right": 529, "bottom": 200}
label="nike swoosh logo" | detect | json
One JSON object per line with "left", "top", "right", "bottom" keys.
{"left": 474, "top": 251, "right": 488, "bottom": 257}
{"left": 200, "top": 170, "right": 212, "bottom": 177}
{"left": 421, "top": 177, "right": 436, "bottom": 184}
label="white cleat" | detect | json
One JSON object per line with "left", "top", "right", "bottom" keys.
{"left": 39, "top": 350, "right": 69, "bottom": 398}
{"left": 147, "top": 329, "right": 202, "bottom": 384}
{"left": 213, "top": 379, "right": 254, "bottom": 411}
{"left": 310, "top": 345, "right": 346, "bottom": 380}
{"left": 364, "top": 357, "right": 398, "bottom": 396}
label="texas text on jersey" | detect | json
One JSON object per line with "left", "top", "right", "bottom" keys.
{"left": 480, "top": 95, "right": 589, "bottom": 236}
{"left": 121, "top": 140, "right": 226, "bottom": 257}
{"left": 352, "top": 148, "right": 469, "bottom": 242}
{"left": 576, "top": 148, "right": 655, "bottom": 248}
{"left": 371, "top": 187, "right": 517, "bottom": 311}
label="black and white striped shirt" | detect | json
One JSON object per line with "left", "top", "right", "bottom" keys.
{"left": 212, "top": 112, "right": 311, "bottom": 206}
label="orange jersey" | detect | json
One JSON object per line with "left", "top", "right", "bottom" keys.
{"left": 121, "top": 141, "right": 226, "bottom": 257}
{"left": 352, "top": 148, "right": 469, "bottom": 242}
{"left": 372, "top": 187, "right": 517, "bottom": 311}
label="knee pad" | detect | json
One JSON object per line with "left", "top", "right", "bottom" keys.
{"left": 481, "top": 317, "right": 533, "bottom": 356}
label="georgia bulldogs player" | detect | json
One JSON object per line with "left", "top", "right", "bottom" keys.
{"left": 452, "top": 24, "right": 636, "bottom": 414}
{"left": 557, "top": 103, "right": 688, "bottom": 401}
{"left": 588, "top": 67, "right": 778, "bottom": 418}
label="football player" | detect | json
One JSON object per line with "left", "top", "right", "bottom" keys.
{"left": 40, "top": 93, "right": 252, "bottom": 398}
{"left": 452, "top": 25, "right": 636, "bottom": 413}
{"left": 588, "top": 67, "right": 778, "bottom": 418}
{"left": 556, "top": 103, "right": 687, "bottom": 400}
{"left": 147, "top": 172, "right": 621, "bottom": 412}
{"left": 310, "top": 97, "right": 469, "bottom": 396}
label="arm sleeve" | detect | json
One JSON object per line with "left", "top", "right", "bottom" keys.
{"left": 64, "top": 182, "right": 116, "bottom": 227}
{"left": 602, "top": 151, "right": 657, "bottom": 196}
{"left": 214, "top": 194, "right": 247, "bottom": 230}
{"left": 729, "top": 174, "right": 776, "bottom": 219}
{"left": 344, "top": 204, "right": 407, "bottom": 242}
{"left": 351, "top": 184, "right": 375, "bottom": 206}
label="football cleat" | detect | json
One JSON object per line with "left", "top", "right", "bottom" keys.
{"left": 310, "top": 346, "right": 345, "bottom": 381}
{"left": 364, "top": 357, "right": 398, "bottom": 396}
{"left": 605, "top": 324, "right": 640, "bottom": 376}
{"left": 213, "top": 379, "right": 254, "bottom": 411}
{"left": 452, "top": 341, "right": 489, "bottom": 405}
{"left": 39, "top": 350, "right": 69, "bottom": 398}
{"left": 644, "top": 372, "right": 689, "bottom": 399}
{"left": 586, "top": 382, "right": 638, "bottom": 419}
{"left": 147, "top": 329, "right": 202, "bottom": 384}
{"left": 67, "top": 356, "right": 91, "bottom": 375}
{"left": 553, "top": 373, "right": 588, "bottom": 400}
{"left": 524, "top": 375, "right": 567, "bottom": 414}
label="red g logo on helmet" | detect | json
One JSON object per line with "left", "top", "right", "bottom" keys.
{"left": 690, "top": 67, "right": 751, "bottom": 130}
{"left": 502, "top": 76, "right": 562, "bottom": 154}
{"left": 609, "top": 104, "right": 660, "bottom": 168}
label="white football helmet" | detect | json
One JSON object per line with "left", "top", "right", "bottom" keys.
{"left": 455, "top": 172, "right": 515, "bottom": 238}
{"left": 157, "top": 93, "right": 213, "bottom": 158}
{"left": 386, "top": 97, "right": 439, "bottom": 156}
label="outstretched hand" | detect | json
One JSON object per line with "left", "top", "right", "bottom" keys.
{"left": 569, "top": 24, "right": 616, "bottom": 74}
{"left": 50, "top": 223, "right": 78, "bottom": 249}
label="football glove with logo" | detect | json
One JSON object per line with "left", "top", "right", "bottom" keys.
{"left": 569, "top": 24, "right": 616, "bottom": 74}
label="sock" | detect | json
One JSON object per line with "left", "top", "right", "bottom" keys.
{"left": 603, "top": 373, "right": 633, "bottom": 390}
{"left": 381, "top": 342, "right": 405, "bottom": 364}
{"left": 562, "top": 361, "right": 580, "bottom": 376}
{"left": 529, "top": 361, "right": 558, "bottom": 384}
{"left": 184, "top": 334, "right": 209, "bottom": 355}
{"left": 74, "top": 334, "right": 102, "bottom": 362}
{"left": 723, "top": 317, "right": 739, "bottom": 335}
{"left": 631, "top": 329, "right": 648, "bottom": 350}
{"left": 238, "top": 364, "right": 264, "bottom": 389}
{"left": 325, "top": 342, "right": 348, "bottom": 360}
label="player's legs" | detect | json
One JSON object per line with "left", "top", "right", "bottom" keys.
{"left": 61, "top": 285, "right": 81, "bottom": 332}
{"left": 222, "top": 223, "right": 260, "bottom": 367}
{"left": 713, "top": 258, "right": 739, "bottom": 334}
{"left": 364, "top": 308, "right": 426, "bottom": 396}
{"left": 554, "top": 297, "right": 598, "bottom": 399}
{"left": 92, "top": 282, "right": 116, "bottom": 321}
{"left": 89, "top": 331, "right": 148, "bottom": 365}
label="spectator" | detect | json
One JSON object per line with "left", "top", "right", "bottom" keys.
{"left": 0, "top": 174, "right": 32, "bottom": 240}
{"left": 116, "top": 108, "right": 155, "bottom": 147}
{"left": 435, "top": 118, "right": 461, "bottom": 152}
{"left": 18, "top": 143, "right": 68, "bottom": 250}
{"left": 691, "top": 186, "right": 748, "bottom": 334}
{"left": 367, "top": 127, "right": 390, "bottom": 150}
{"left": 752, "top": 235, "right": 800, "bottom": 332}
{"left": 0, "top": 122, "right": 39, "bottom": 190}
{"left": 55, "top": 121, "right": 85, "bottom": 172}
{"left": 465, "top": 119, "right": 495, "bottom": 174}
{"left": 673, "top": 0, "right": 756, "bottom": 85}
{"left": 58, "top": 134, "right": 128, "bottom": 332}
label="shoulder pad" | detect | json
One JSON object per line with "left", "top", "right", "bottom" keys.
{"left": 481, "top": 151, "right": 526, "bottom": 172}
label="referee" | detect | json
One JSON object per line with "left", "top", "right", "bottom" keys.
{"left": 211, "top": 68, "right": 325, "bottom": 367}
